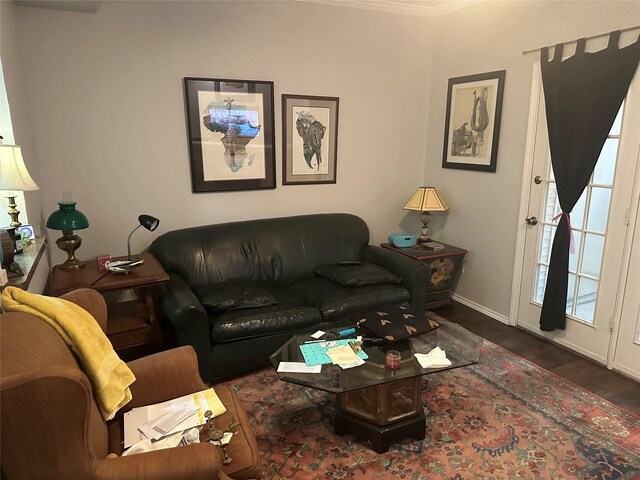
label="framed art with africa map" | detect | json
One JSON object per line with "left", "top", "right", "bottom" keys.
{"left": 184, "top": 77, "right": 276, "bottom": 192}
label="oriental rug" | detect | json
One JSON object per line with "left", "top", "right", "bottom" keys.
{"left": 219, "top": 341, "right": 640, "bottom": 479}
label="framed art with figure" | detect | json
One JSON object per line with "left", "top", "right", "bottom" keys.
{"left": 282, "top": 94, "right": 339, "bottom": 185}
{"left": 184, "top": 77, "right": 276, "bottom": 192}
{"left": 442, "top": 70, "right": 505, "bottom": 172}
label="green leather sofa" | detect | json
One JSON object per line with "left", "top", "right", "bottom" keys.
{"left": 148, "top": 213, "right": 429, "bottom": 382}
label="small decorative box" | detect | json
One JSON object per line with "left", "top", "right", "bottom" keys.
{"left": 96, "top": 254, "right": 111, "bottom": 271}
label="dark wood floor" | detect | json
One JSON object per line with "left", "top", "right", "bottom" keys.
{"left": 445, "top": 301, "right": 640, "bottom": 416}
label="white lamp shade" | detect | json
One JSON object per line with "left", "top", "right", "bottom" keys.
{"left": 0, "top": 144, "right": 39, "bottom": 192}
{"left": 404, "top": 186, "right": 448, "bottom": 212}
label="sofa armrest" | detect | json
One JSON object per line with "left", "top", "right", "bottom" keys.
{"left": 124, "top": 346, "right": 208, "bottom": 411}
{"left": 364, "top": 245, "right": 429, "bottom": 313}
{"left": 96, "top": 443, "right": 231, "bottom": 480}
{"left": 155, "top": 274, "right": 212, "bottom": 378}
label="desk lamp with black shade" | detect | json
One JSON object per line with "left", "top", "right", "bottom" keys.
{"left": 127, "top": 214, "right": 159, "bottom": 260}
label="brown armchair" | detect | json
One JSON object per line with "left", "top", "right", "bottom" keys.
{"left": 0, "top": 288, "right": 261, "bottom": 480}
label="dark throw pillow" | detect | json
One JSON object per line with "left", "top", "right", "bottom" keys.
{"left": 350, "top": 305, "right": 441, "bottom": 342}
{"left": 316, "top": 262, "right": 402, "bottom": 288}
{"left": 194, "top": 281, "right": 278, "bottom": 313}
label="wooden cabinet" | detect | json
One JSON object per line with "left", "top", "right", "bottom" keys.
{"left": 381, "top": 242, "right": 467, "bottom": 309}
{"left": 49, "top": 253, "right": 169, "bottom": 359}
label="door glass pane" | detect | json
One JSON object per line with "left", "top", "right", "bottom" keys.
{"left": 539, "top": 225, "right": 556, "bottom": 265}
{"left": 581, "top": 234, "right": 604, "bottom": 278}
{"left": 543, "top": 182, "right": 561, "bottom": 222}
{"left": 570, "top": 190, "right": 587, "bottom": 229}
{"left": 610, "top": 104, "right": 623, "bottom": 135}
{"left": 566, "top": 273, "right": 576, "bottom": 314}
{"left": 568, "top": 230, "right": 582, "bottom": 273}
{"left": 593, "top": 139, "right": 619, "bottom": 186}
{"left": 586, "top": 187, "right": 612, "bottom": 233}
{"left": 575, "top": 277, "right": 598, "bottom": 320}
{"left": 533, "top": 264, "right": 548, "bottom": 304}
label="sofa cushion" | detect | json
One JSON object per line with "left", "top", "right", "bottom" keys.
{"left": 194, "top": 281, "right": 278, "bottom": 313}
{"left": 292, "top": 277, "right": 410, "bottom": 321}
{"left": 210, "top": 287, "right": 322, "bottom": 343}
{"left": 349, "top": 305, "right": 441, "bottom": 342}
{"left": 316, "top": 262, "right": 402, "bottom": 287}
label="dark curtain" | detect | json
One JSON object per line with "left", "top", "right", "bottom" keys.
{"left": 539, "top": 31, "right": 640, "bottom": 331}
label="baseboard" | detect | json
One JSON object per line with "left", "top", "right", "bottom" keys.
{"left": 611, "top": 362, "right": 640, "bottom": 382}
{"left": 450, "top": 294, "right": 510, "bottom": 325}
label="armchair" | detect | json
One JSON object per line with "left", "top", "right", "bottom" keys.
{"left": 0, "top": 288, "right": 260, "bottom": 480}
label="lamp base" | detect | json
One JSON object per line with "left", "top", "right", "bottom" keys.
{"left": 5, "top": 195, "right": 22, "bottom": 229}
{"left": 416, "top": 212, "right": 431, "bottom": 245}
{"left": 55, "top": 232, "right": 86, "bottom": 270}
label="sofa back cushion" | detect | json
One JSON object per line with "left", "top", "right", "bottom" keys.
{"left": 316, "top": 262, "right": 402, "bottom": 287}
{"left": 194, "top": 281, "right": 278, "bottom": 313}
{"left": 149, "top": 213, "right": 370, "bottom": 288}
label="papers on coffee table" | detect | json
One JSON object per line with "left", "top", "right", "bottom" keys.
{"left": 326, "top": 345, "right": 359, "bottom": 365}
{"left": 277, "top": 362, "right": 322, "bottom": 374}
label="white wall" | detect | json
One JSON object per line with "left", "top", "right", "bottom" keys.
{"left": 10, "top": 0, "right": 434, "bottom": 265}
{"left": 8, "top": 0, "right": 639, "bottom": 320}
{"left": 424, "top": 0, "right": 640, "bottom": 318}
{"left": 0, "top": 1, "right": 43, "bottom": 232}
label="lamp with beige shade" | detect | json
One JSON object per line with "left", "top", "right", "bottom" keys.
{"left": 403, "top": 186, "right": 448, "bottom": 245}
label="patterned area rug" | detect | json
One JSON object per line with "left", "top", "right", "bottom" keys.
{"left": 219, "top": 341, "right": 640, "bottom": 479}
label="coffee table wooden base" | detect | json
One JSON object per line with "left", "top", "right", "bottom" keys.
{"left": 335, "top": 404, "right": 426, "bottom": 453}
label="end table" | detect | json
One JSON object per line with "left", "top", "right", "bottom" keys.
{"left": 381, "top": 242, "right": 467, "bottom": 309}
{"left": 48, "top": 252, "right": 169, "bottom": 359}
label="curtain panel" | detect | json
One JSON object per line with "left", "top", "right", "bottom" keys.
{"left": 539, "top": 31, "right": 640, "bottom": 331}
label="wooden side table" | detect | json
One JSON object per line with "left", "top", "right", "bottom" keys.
{"left": 49, "top": 252, "right": 169, "bottom": 358}
{"left": 381, "top": 242, "right": 467, "bottom": 309}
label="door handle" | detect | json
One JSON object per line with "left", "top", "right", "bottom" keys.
{"left": 525, "top": 216, "right": 538, "bottom": 225}
{"left": 534, "top": 176, "right": 543, "bottom": 184}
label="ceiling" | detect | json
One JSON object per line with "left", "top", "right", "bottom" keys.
{"left": 13, "top": 0, "right": 481, "bottom": 17}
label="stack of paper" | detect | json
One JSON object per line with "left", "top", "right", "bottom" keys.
{"left": 327, "top": 345, "right": 365, "bottom": 369}
{"left": 124, "top": 388, "right": 225, "bottom": 448}
{"left": 138, "top": 408, "right": 199, "bottom": 440}
{"left": 415, "top": 346, "right": 452, "bottom": 368}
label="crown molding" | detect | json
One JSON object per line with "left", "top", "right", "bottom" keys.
{"left": 295, "top": 0, "right": 483, "bottom": 18}
{"left": 14, "top": 1, "right": 100, "bottom": 14}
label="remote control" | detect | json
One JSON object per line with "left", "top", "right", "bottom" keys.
{"left": 337, "top": 260, "right": 361, "bottom": 266}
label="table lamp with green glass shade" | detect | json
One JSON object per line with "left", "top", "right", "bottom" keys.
{"left": 46, "top": 201, "right": 89, "bottom": 270}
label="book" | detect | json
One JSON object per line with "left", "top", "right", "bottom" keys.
{"left": 425, "top": 241, "right": 445, "bottom": 250}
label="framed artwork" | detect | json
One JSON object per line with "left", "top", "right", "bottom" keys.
{"left": 282, "top": 94, "right": 339, "bottom": 185}
{"left": 184, "top": 77, "right": 276, "bottom": 192}
{"left": 442, "top": 70, "right": 505, "bottom": 172}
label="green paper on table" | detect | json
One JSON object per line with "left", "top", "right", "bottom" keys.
{"left": 299, "top": 340, "right": 368, "bottom": 366}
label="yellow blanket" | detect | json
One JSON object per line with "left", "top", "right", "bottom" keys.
{"left": 1, "top": 287, "right": 135, "bottom": 421}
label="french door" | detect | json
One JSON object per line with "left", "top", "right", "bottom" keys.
{"left": 512, "top": 63, "right": 640, "bottom": 369}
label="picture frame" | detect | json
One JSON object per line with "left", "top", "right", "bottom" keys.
{"left": 17, "top": 224, "right": 35, "bottom": 240}
{"left": 184, "top": 77, "right": 276, "bottom": 192}
{"left": 442, "top": 70, "right": 505, "bottom": 172}
{"left": 282, "top": 94, "right": 339, "bottom": 185}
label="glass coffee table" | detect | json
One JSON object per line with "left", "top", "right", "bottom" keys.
{"left": 270, "top": 321, "right": 483, "bottom": 453}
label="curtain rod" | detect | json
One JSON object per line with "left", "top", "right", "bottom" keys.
{"left": 521, "top": 25, "right": 640, "bottom": 55}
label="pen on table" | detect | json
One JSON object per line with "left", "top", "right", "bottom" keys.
{"left": 303, "top": 339, "right": 327, "bottom": 344}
